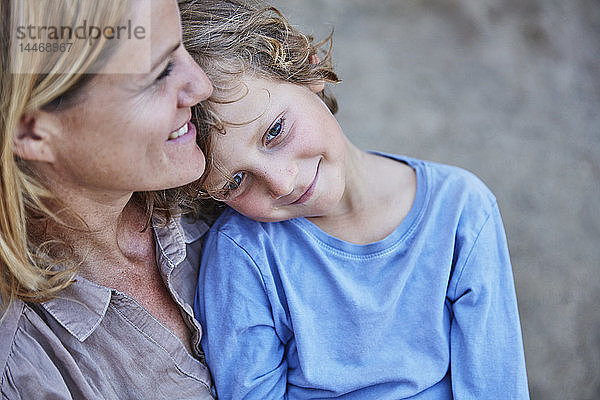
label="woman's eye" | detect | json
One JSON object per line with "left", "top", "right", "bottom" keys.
{"left": 226, "top": 172, "right": 244, "bottom": 191}
{"left": 265, "top": 117, "right": 285, "bottom": 144}
{"left": 156, "top": 61, "right": 174, "bottom": 82}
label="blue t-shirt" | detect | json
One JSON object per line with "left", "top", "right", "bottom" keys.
{"left": 195, "top": 155, "right": 529, "bottom": 399}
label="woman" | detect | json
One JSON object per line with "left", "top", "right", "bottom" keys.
{"left": 0, "top": 0, "right": 215, "bottom": 398}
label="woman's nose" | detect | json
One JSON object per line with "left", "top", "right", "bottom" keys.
{"left": 178, "top": 51, "right": 213, "bottom": 107}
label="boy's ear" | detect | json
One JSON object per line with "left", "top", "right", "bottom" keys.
{"left": 308, "top": 54, "right": 325, "bottom": 93}
{"left": 308, "top": 80, "right": 325, "bottom": 94}
{"left": 13, "top": 111, "right": 59, "bottom": 163}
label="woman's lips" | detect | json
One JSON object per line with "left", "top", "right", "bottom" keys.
{"left": 292, "top": 160, "right": 321, "bottom": 205}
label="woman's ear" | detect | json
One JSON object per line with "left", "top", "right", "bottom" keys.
{"left": 13, "top": 111, "right": 59, "bottom": 163}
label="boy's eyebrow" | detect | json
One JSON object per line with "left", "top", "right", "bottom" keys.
{"left": 151, "top": 42, "right": 181, "bottom": 71}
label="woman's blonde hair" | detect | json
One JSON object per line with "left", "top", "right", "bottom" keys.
{"left": 0, "top": 0, "right": 184, "bottom": 307}
{"left": 180, "top": 0, "right": 340, "bottom": 215}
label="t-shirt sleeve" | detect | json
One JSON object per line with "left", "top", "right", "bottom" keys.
{"left": 448, "top": 203, "right": 529, "bottom": 399}
{"left": 195, "top": 229, "right": 287, "bottom": 400}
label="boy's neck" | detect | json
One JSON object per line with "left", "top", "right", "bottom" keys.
{"left": 307, "top": 143, "right": 416, "bottom": 245}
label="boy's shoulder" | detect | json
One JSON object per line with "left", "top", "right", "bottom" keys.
{"left": 207, "top": 208, "right": 280, "bottom": 247}
{"left": 374, "top": 153, "right": 499, "bottom": 224}
{"left": 383, "top": 153, "right": 497, "bottom": 205}
{"left": 204, "top": 209, "right": 302, "bottom": 264}
{"left": 425, "top": 159, "right": 494, "bottom": 198}
{"left": 210, "top": 207, "right": 260, "bottom": 233}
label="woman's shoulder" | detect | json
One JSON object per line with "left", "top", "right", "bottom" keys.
{"left": 0, "top": 300, "right": 72, "bottom": 397}
{"left": 0, "top": 299, "right": 54, "bottom": 364}
{"left": 0, "top": 300, "right": 26, "bottom": 371}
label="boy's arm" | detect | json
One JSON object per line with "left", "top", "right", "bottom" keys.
{"left": 448, "top": 203, "right": 529, "bottom": 399}
{"left": 195, "top": 230, "right": 287, "bottom": 400}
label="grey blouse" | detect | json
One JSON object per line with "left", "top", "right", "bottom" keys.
{"left": 0, "top": 216, "right": 215, "bottom": 399}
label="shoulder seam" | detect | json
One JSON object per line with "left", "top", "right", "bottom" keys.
{"left": 214, "top": 230, "right": 271, "bottom": 295}
{"left": 450, "top": 206, "right": 495, "bottom": 299}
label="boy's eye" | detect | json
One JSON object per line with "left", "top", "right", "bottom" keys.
{"left": 226, "top": 172, "right": 244, "bottom": 192}
{"left": 156, "top": 61, "right": 174, "bottom": 82}
{"left": 214, "top": 172, "right": 244, "bottom": 201}
{"left": 265, "top": 117, "right": 284, "bottom": 144}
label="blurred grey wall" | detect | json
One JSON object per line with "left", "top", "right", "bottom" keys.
{"left": 271, "top": 0, "right": 600, "bottom": 399}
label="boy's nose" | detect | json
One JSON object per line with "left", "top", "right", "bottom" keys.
{"left": 265, "top": 164, "right": 298, "bottom": 200}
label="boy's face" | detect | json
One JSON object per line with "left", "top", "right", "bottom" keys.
{"left": 204, "top": 77, "right": 347, "bottom": 222}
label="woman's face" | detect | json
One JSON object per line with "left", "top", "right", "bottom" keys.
{"left": 43, "top": 0, "right": 212, "bottom": 200}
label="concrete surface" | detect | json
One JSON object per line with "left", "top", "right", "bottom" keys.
{"left": 270, "top": 0, "right": 600, "bottom": 398}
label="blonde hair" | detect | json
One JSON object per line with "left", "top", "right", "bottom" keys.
{"left": 0, "top": 0, "right": 182, "bottom": 307}
{"left": 180, "top": 0, "right": 340, "bottom": 215}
